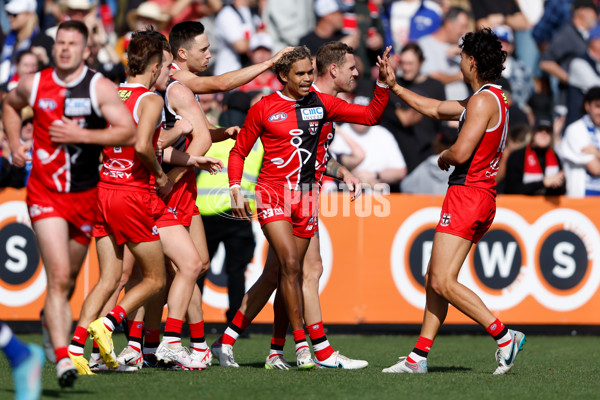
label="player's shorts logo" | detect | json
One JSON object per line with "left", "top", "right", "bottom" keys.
{"left": 268, "top": 112, "right": 287, "bottom": 122}
{"left": 440, "top": 213, "right": 451, "bottom": 226}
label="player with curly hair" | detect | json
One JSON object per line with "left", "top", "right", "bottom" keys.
{"left": 381, "top": 28, "right": 526, "bottom": 375}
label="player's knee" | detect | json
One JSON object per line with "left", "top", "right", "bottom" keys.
{"left": 199, "top": 259, "right": 210, "bottom": 276}
{"left": 429, "top": 274, "right": 450, "bottom": 298}
{"left": 147, "top": 273, "right": 166, "bottom": 295}
{"left": 303, "top": 260, "right": 323, "bottom": 283}
{"left": 47, "top": 270, "right": 74, "bottom": 294}
{"left": 280, "top": 257, "right": 301, "bottom": 279}
{"left": 98, "top": 274, "right": 121, "bottom": 293}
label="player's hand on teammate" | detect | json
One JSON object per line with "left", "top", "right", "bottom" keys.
{"left": 224, "top": 126, "right": 240, "bottom": 139}
{"left": 438, "top": 150, "right": 451, "bottom": 171}
{"left": 270, "top": 46, "right": 295, "bottom": 67}
{"left": 191, "top": 156, "right": 223, "bottom": 174}
{"left": 155, "top": 173, "right": 174, "bottom": 199}
{"left": 381, "top": 54, "right": 398, "bottom": 89}
{"left": 49, "top": 117, "right": 83, "bottom": 143}
{"left": 376, "top": 46, "right": 393, "bottom": 86}
{"left": 230, "top": 186, "right": 252, "bottom": 221}
{"left": 158, "top": 117, "right": 193, "bottom": 150}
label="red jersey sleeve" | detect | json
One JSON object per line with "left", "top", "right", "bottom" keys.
{"left": 320, "top": 82, "right": 389, "bottom": 125}
{"left": 228, "top": 99, "right": 264, "bottom": 187}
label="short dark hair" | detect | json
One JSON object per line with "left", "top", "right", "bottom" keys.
{"left": 584, "top": 86, "right": 600, "bottom": 103}
{"left": 16, "top": 50, "right": 41, "bottom": 70}
{"left": 316, "top": 42, "right": 354, "bottom": 76}
{"left": 126, "top": 29, "right": 164, "bottom": 77}
{"left": 400, "top": 42, "right": 424, "bottom": 63}
{"left": 460, "top": 27, "right": 506, "bottom": 83}
{"left": 57, "top": 20, "right": 89, "bottom": 44}
{"left": 169, "top": 21, "right": 205, "bottom": 58}
{"left": 273, "top": 46, "right": 311, "bottom": 84}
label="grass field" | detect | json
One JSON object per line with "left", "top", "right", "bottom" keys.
{"left": 1, "top": 333, "right": 599, "bottom": 400}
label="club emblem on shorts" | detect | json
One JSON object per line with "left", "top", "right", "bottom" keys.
{"left": 440, "top": 213, "right": 451, "bottom": 227}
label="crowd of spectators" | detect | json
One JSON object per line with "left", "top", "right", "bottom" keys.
{"left": 1, "top": 0, "right": 600, "bottom": 198}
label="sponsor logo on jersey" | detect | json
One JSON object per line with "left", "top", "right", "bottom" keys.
{"left": 64, "top": 98, "right": 92, "bottom": 117}
{"left": 268, "top": 112, "right": 287, "bottom": 122}
{"left": 118, "top": 90, "right": 132, "bottom": 101}
{"left": 301, "top": 107, "right": 324, "bottom": 120}
{"left": 38, "top": 98, "right": 57, "bottom": 111}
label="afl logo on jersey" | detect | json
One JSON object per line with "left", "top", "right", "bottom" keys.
{"left": 268, "top": 112, "right": 287, "bottom": 122}
{"left": 301, "top": 107, "right": 324, "bottom": 121}
{"left": 38, "top": 98, "right": 57, "bottom": 111}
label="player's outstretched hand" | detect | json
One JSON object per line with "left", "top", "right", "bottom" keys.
{"left": 192, "top": 156, "right": 224, "bottom": 174}
{"left": 224, "top": 126, "right": 240, "bottom": 140}
{"left": 376, "top": 46, "right": 393, "bottom": 85}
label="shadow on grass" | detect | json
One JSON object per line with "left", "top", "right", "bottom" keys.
{"left": 428, "top": 366, "right": 471, "bottom": 373}
{"left": 41, "top": 389, "right": 95, "bottom": 397}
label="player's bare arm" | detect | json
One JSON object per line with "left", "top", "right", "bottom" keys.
{"left": 172, "top": 46, "right": 294, "bottom": 94}
{"left": 3, "top": 74, "right": 34, "bottom": 167}
{"left": 383, "top": 58, "right": 466, "bottom": 121}
{"left": 162, "top": 148, "right": 223, "bottom": 174}
{"left": 158, "top": 117, "right": 193, "bottom": 150}
{"left": 136, "top": 94, "right": 173, "bottom": 198}
{"left": 49, "top": 77, "right": 136, "bottom": 146}
{"left": 165, "top": 82, "right": 212, "bottom": 183}
{"left": 438, "top": 92, "right": 495, "bottom": 169}
{"left": 210, "top": 125, "right": 240, "bottom": 142}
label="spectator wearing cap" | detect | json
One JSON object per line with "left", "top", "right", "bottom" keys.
{"left": 238, "top": 32, "right": 282, "bottom": 94}
{"left": 567, "top": 24, "right": 600, "bottom": 127}
{"left": 299, "top": 0, "right": 359, "bottom": 56}
{"left": 539, "top": 0, "right": 597, "bottom": 109}
{"left": 504, "top": 117, "right": 566, "bottom": 195}
{"left": 115, "top": 2, "right": 170, "bottom": 64}
{"left": 558, "top": 86, "right": 600, "bottom": 197}
{"left": 494, "top": 24, "right": 534, "bottom": 108}
{"left": 0, "top": 0, "right": 53, "bottom": 88}
{"left": 213, "top": 0, "right": 256, "bottom": 75}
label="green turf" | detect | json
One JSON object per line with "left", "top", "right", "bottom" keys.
{"left": 1, "top": 333, "right": 599, "bottom": 400}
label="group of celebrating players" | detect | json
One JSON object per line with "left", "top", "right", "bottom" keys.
{"left": 4, "top": 17, "right": 526, "bottom": 389}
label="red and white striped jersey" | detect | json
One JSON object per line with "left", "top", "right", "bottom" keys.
{"left": 28, "top": 66, "right": 107, "bottom": 193}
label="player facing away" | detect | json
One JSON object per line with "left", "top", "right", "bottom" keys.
{"left": 225, "top": 45, "right": 390, "bottom": 369}
{"left": 3, "top": 20, "right": 136, "bottom": 387}
{"left": 381, "top": 28, "right": 526, "bottom": 375}
{"left": 211, "top": 42, "right": 389, "bottom": 370}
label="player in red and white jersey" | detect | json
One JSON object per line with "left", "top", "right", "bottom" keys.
{"left": 224, "top": 45, "right": 391, "bottom": 369}
{"left": 67, "top": 29, "right": 171, "bottom": 374}
{"left": 3, "top": 20, "right": 135, "bottom": 388}
{"left": 381, "top": 28, "right": 525, "bottom": 375}
{"left": 211, "top": 42, "right": 378, "bottom": 370}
